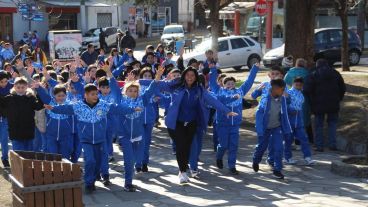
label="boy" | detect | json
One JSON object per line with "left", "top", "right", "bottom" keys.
{"left": 0, "top": 71, "right": 12, "bottom": 167}
{"left": 162, "top": 51, "right": 176, "bottom": 67}
{"left": 285, "top": 77, "right": 315, "bottom": 165}
{"left": 0, "top": 77, "right": 44, "bottom": 151}
{"left": 45, "top": 84, "right": 140, "bottom": 194}
{"left": 252, "top": 79, "right": 292, "bottom": 179}
{"left": 210, "top": 63, "right": 259, "bottom": 175}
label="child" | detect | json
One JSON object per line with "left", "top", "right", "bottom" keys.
{"left": 211, "top": 73, "right": 226, "bottom": 152}
{"left": 284, "top": 77, "right": 315, "bottom": 165}
{"left": 210, "top": 63, "right": 259, "bottom": 175}
{"left": 162, "top": 51, "right": 176, "bottom": 68}
{"left": 0, "top": 71, "right": 12, "bottom": 168}
{"left": 141, "top": 45, "right": 155, "bottom": 63}
{"left": 45, "top": 84, "right": 141, "bottom": 194}
{"left": 0, "top": 77, "right": 44, "bottom": 151}
{"left": 155, "top": 44, "right": 166, "bottom": 64}
{"left": 34, "top": 83, "right": 73, "bottom": 159}
{"left": 116, "top": 67, "right": 163, "bottom": 192}
{"left": 251, "top": 65, "right": 284, "bottom": 102}
{"left": 252, "top": 79, "right": 292, "bottom": 179}
{"left": 97, "top": 48, "right": 106, "bottom": 65}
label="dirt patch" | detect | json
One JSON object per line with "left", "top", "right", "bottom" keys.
{"left": 343, "top": 157, "right": 368, "bottom": 165}
{"left": 0, "top": 168, "right": 12, "bottom": 207}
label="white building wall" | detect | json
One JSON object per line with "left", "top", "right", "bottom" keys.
{"left": 86, "top": 6, "right": 119, "bottom": 29}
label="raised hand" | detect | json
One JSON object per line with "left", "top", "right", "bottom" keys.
{"left": 254, "top": 62, "right": 260, "bottom": 68}
{"left": 31, "top": 82, "right": 41, "bottom": 89}
{"left": 126, "top": 72, "right": 135, "bottom": 82}
{"left": 44, "top": 104, "right": 53, "bottom": 110}
{"left": 84, "top": 72, "right": 91, "bottom": 83}
{"left": 155, "top": 66, "right": 165, "bottom": 81}
{"left": 42, "top": 69, "right": 51, "bottom": 81}
{"left": 15, "top": 58, "right": 24, "bottom": 69}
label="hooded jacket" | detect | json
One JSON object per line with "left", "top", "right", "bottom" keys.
{"left": 287, "top": 87, "right": 305, "bottom": 129}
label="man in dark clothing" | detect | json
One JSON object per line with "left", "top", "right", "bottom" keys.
{"left": 81, "top": 44, "right": 98, "bottom": 66}
{"left": 120, "top": 31, "right": 136, "bottom": 52}
{"left": 304, "top": 59, "right": 346, "bottom": 152}
{"left": 116, "top": 30, "right": 124, "bottom": 54}
{"left": 99, "top": 28, "right": 107, "bottom": 51}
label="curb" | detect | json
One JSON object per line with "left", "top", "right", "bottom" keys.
{"left": 331, "top": 155, "right": 368, "bottom": 178}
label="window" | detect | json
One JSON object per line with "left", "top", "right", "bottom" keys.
{"left": 314, "top": 31, "right": 328, "bottom": 44}
{"left": 97, "top": 13, "right": 112, "bottom": 28}
{"left": 218, "top": 40, "right": 229, "bottom": 52}
{"left": 244, "top": 38, "right": 255, "bottom": 46}
{"left": 230, "top": 38, "right": 248, "bottom": 49}
{"left": 329, "top": 30, "right": 342, "bottom": 43}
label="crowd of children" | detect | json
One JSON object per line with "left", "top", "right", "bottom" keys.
{"left": 0, "top": 40, "right": 319, "bottom": 193}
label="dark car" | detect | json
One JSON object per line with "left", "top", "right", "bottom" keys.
{"left": 263, "top": 28, "right": 362, "bottom": 67}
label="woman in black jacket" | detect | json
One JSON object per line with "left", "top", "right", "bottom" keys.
{"left": 0, "top": 77, "right": 44, "bottom": 151}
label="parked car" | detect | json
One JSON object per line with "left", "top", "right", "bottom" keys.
{"left": 182, "top": 36, "right": 262, "bottom": 70}
{"left": 160, "top": 25, "right": 185, "bottom": 46}
{"left": 82, "top": 27, "right": 120, "bottom": 50}
{"left": 263, "top": 28, "right": 362, "bottom": 67}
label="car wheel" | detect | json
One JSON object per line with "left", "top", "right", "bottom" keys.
{"left": 349, "top": 50, "right": 360, "bottom": 65}
{"left": 247, "top": 55, "right": 261, "bottom": 69}
{"left": 233, "top": 66, "right": 243, "bottom": 71}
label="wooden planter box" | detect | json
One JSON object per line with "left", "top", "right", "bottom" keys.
{"left": 9, "top": 150, "right": 84, "bottom": 207}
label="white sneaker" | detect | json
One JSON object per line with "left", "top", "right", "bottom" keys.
{"left": 190, "top": 170, "right": 200, "bottom": 179}
{"left": 178, "top": 172, "right": 189, "bottom": 184}
{"left": 284, "top": 158, "right": 297, "bottom": 165}
{"left": 304, "top": 157, "right": 316, "bottom": 166}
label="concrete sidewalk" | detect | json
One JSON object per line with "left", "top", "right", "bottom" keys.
{"left": 83, "top": 125, "right": 368, "bottom": 207}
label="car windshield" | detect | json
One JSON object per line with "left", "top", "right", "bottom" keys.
{"left": 194, "top": 39, "right": 212, "bottom": 52}
{"left": 84, "top": 29, "right": 100, "bottom": 37}
{"left": 163, "top": 27, "right": 184, "bottom": 34}
{"left": 247, "top": 17, "right": 260, "bottom": 27}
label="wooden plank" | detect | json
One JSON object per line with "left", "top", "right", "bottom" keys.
{"left": 22, "top": 159, "right": 34, "bottom": 207}
{"left": 43, "top": 161, "right": 54, "bottom": 207}
{"left": 53, "top": 162, "right": 64, "bottom": 207}
{"left": 12, "top": 192, "right": 25, "bottom": 207}
{"left": 71, "top": 164, "right": 83, "bottom": 207}
{"left": 62, "top": 163, "right": 73, "bottom": 207}
{"left": 35, "top": 152, "right": 46, "bottom": 161}
{"left": 10, "top": 151, "right": 23, "bottom": 185}
{"left": 17, "top": 151, "right": 35, "bottom": 160}
{"left": 33, "top": 160, "right": 45, "bottom": 207}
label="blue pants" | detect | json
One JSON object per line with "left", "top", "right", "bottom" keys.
{"left": 45, "top": 134, "right": 73, "bottom": 159}
{"left": 71, "top": 133, "right": 81, "bottom": 163}
{"left": 33, "top": 128, "right": 44, "bottom": 152}
{"left": 12, "top": 139, "right": 33, "bottom": 151}
{"left": 216, "top": 125, "right": 239, "bottom": 169}
{"left": 213, "top": 122, "right": 219, "bottom": 150}
{"left": 314, "top": 113, "right": 338, "bottom": 149}
{"left": 0, "top": 119, "right": 9, "bottom": 160}
{"left": 284, "top": 127, "right": 312, "bottom": 160}
{"left": 106, "top": 129, "right": 114, "bottom": 157}
{"left": 82, "top": 142, "right": 104, "bottom": 187}
{"left": 189, "top": 129, "right": 204, "bottom": 171}
{"left": 253, "top": 127, "right": 284, "bottom": 171}
{"left": 142, "top": 123, "right": 154, "bottom": 165}
{"left": 100, "top": 140, "right": 110, "bottom": 179}
{"left": 120, "top": 137, "right": 144, "bottom": 186}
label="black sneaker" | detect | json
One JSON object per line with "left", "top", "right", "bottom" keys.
{"left": 216, "top": 159, "right": 223, "bottom": 169}
{"left": 2, "top": 159, "right": 10, "bottom": 168}
{"left": 142, "top": 164, "right": 148, "bottom": 172}
{"left": 124, "top": 184, "right": 136, "bottom": 192}
{"left": 229, "top": 168, "right": 239, "bottom": 175}
{"left": 103, "top": 179, "right": 111, "bottom": 186}
{"left": 136, "top": 167, "right": 142, "bottom": 173}
{"left": 273, "top": 171, "right": 285, "bottom": 179}
{"left": 252, "top": 163, "right": 259, "bottom": 172}
{"left": 85, "top": 186, "right": 94, "bottom": 194}
{"left": 96, "top": 175, "right": 102, "bottom": 181}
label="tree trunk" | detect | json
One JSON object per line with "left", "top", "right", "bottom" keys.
{"left": 208, "top": 0, "right": 220, "bottom": 54}
{"left": 357, "top": 0, "right": 367, "bottom": 50}
{"left": 336, "top": 0, "right": 350, "bottom": 71}
{"left": 284, "top": 0, "right": 318, "bottom": 68}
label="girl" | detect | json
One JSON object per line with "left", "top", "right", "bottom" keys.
{"left": 109, "top": 48, "right": 124, "bottom": 70}
{"left": 141, "top": 45, "right": 155, "bottom": 63}
{"left": 155, "top": 44, "right": 166, "bottom": 64}
{"left": 31, "top": 47, "right": 48, "bottom": 68}
{"left": 155, "top": 67, "right": 238, "bottom": 184}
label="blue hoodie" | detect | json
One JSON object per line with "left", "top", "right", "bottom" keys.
{"left": 117, "top": 81, "right": 158, "bottom": 141}
{"left": 287, "top": 87, "right": 305, "bottom": 129}
{"left": 36, "top": 87, "right": 73, "bottom": 140}
{"left": 209, "top": 65, "right": 259, "bottom": 126}
{"left": 51, "top": 99, "right": 134, "bottom": 144}
{"left": 99, "top": 77, "right": 121, "bottom": 133}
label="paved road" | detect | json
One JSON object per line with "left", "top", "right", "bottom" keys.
{"left": 83, "top": 124, "right": 368, "bottom": 207}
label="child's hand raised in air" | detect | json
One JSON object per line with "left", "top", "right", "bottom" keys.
{"left": 155, "top": 66, "right": 165, "bottom": 81}
{"left": 15, "top": 58, "right": 24, "bottom": 69}
{"left": 84, "top": 72, "right": 91, "bottom": 83}
{"left": 31, "top": 82, "right": 41, "bottom": 89}
{"left": 126, "top": 72, "right": 136, "bottom": 82}
{"left": 254, "top": 62, "right": 260, "bottom": 68}
{"left": 44, "top": 104, "right": 53, "bottom": 110}
{"left": 227, "top": 112, "right": 238, "bottom": 117}
{"left": 42, "top": 69, "right": 51, "bottom": 81}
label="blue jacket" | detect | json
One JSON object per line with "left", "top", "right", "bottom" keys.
{"left": 51, "top": 100, "right": 134, "bottom": 144}
{"left": 117, "top": 81, "right": 158, "bottom": 141}
{"left": 36, "top": 87, "right": 72, "bottom": 140}
{"left": 287, "top": 87, "right": 305, "bottom": 129}
{"left": 99, "top": 77, "right": 121, "bottom": 133}
{"left": 255, "top": 93, "right": 292, "bottom": 137}
{"left": 155, "top": 79, "right": 232, "bottom": 131}
{"left": 210, "top": 65, "right": 259, "bottom": 126}
{"left": 139, "top": 80, "right": 160, "bottom": 125}
{"left": 1, "top": 48, "right": 15, "bottom": 61}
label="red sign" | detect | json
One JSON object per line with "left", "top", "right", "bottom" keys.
{"left": 255, "top": 0, "right": 267, "bottom": 16}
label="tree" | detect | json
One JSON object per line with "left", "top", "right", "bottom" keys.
{"left": 199, "top": 0, "right": 234, "bottom": 53}
{"left": 284, "top": 0, "right": 319, "bottom": 67}
{"left": 357, "top": 0, "right": 367, "bottom": 50}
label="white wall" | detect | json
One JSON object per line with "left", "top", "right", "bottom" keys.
{"left": 86, "top": 6, "right": 119, "bottom": 29}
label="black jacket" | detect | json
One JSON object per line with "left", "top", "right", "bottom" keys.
{"left": 0, "top": 93, "right": 44, "bottom": 140}
{"left": 120, "top": 34, "right": 136, "bottom": 49}
{"left": 304, "top": 65, "right": 346, "bottom": 115}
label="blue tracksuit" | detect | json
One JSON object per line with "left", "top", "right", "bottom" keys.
{"left": 158, "top": 92, "right": 176, "bottom": 152}
{"left": 0, "top": 81, "right": 12, "bottom": 161}
{"left": 36, "top": 87, "right": 73, "bottom": 159}
{"left": 284, "top": 87, "right": 312, "bottom": 160}
{"left": 209, "top": 65, "right": 259, "bottom": 168}
{"left": 51, "top": 99, "right": 134, "bottom": 187}
{"left": 252, "top": 93, "right": 292, "bottom": 172}
{"left": 117, "top": 81, "right": 157, "bottom": 186}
